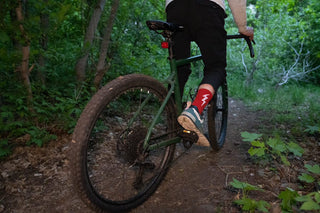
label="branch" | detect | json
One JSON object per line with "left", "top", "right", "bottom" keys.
{"left": 278, "top": 39, "right": 311, "bottom": 86}
{"left": 241, "top": 51, "right": 248, "bottom": 74}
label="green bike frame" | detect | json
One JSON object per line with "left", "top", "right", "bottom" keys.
{"left": 143, "top": 52, "right": 203, "bottom": 151}
{"left": 141, "top": 34, "right": 254, "bottom": 151}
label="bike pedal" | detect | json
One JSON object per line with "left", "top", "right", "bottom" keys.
{"left": 179, "top": 129, "right": 198, "bottom": 148}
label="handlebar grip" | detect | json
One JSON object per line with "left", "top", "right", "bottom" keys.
{"left": 244, "top": 37, "right": 255, "bottom": 58}
{"left": 226, "top": 34, "right": 255, "bottom": 58}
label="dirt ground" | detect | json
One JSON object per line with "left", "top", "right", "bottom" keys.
{"left": 0, "top": 99, "right": 318, "bottom": 213}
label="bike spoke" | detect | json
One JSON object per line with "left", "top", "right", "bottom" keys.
{"left": 86, "top": 87, "right": 175, "bottom": 202}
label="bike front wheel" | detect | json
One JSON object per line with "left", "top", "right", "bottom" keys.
{"left": 207, "top": 81, "right": 228, "bottom": 150}
{"left": 71, "top": 74, "right": 177, "bottom": 212}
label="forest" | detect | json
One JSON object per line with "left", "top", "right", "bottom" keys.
{"left": 0, "top": 0, "right": 320, "bottom": 211}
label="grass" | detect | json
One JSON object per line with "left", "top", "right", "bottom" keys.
{"left": 227, "top": 75, "right": 320, "bottom": 136}
{"left": 175, "top": 55, "right": 320, "bottom": 137}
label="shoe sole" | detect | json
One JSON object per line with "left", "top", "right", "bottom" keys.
{"left": 177, "top": 115, "right": 210, "bottom": 147}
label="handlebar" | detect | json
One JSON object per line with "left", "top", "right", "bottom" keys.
{"left": 146, "top": 20, "right": 255, "bottom": 58}
{"left": 227, "top": 34, "right": 255, "bottom": 58}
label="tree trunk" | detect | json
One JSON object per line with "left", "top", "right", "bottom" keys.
{"left": 16, "top": 0, "right": 33, "bottom": 105}
{"left": 21, "top": 46, "right": 33, "bottom": 101}
{"left": 94, "top": 0, "right": 120, "bottom": 89}
{"left": 75, "top": 0, "right": 107, "bottom": 82}
{"left": 38, "top": 0, "right": 49, "bottom": 85}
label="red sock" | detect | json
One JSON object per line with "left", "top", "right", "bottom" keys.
{"left": 191, "top": 88, "right": 213, "bottom": 115}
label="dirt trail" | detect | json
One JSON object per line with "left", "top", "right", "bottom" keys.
{"left": 0, "top": 99, "right": 273, "bottom": 213}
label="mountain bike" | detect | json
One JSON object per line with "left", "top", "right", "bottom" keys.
{"left": 71, "top": 20, "right": 255, "bottom": 212}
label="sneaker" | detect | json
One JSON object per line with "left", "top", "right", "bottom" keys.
{"left": 177, "top": 106, "right": 210, "bottom": 147}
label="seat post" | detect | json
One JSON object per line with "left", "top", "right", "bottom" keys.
{"left": 167, "top": 36, "right": 174, "bottom": 60}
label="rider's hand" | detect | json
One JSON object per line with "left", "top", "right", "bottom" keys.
{"left": 239, "top": 26, "right": 254, "bottom": 41}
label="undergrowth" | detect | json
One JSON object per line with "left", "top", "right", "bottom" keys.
{"left": 0, "top": 82, "right": 93, "bottom": 158}
{"left": 228, "top": 78, "right": 320, "bottom": 136}
{"left": 230, "top": 132, "right": 320, "bottom": 212}
{"left": 226, "top": 74, "right": 320, "bottom": 212}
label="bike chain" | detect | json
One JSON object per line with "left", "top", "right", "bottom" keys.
{"left": 148, "top": 128, "right": 199, "bottom": 169}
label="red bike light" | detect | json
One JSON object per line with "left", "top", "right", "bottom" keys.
{"left": 161, "top": 41, "right": 169, "bottom": 49}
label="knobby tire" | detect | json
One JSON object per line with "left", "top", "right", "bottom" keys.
{"left": 207, "top": 81, "right": 228, "bottom": 150}
{"left": 71, "top": 74, "right": 177, "bottom": 212}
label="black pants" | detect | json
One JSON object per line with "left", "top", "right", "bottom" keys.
{"left": 166, "top": 0, "right": 227, "bottom": 95}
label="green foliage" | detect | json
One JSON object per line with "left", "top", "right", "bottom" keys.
{"left": 26, "top": 126, "right": 57, "bottom": 147}
{"left": 298, "top": 164, "right": 320, "bottom": 185}
{"left": 242, "top": 132, "right": 304, "bottom": 166}
{"left": 248, "top": 140, "right": 266, "bottom": 157}
{"left": 241, "top": 132, "right": 262, "bottom": 142}
{"left": 1, "top": 0, "right": 319, "bottom": 160}
{"left": 230, "top": 178, "right": 270, "bottom": 212}
{"left": 234, "top": 198, "right": 270, "bottom": 213}
{"left": 0, "top": 77, "right": 92, "bottom": 153}
{"left": 279, "top": 188, "right": 320, "bottom": 211}
{"left": 0, "top": 0, "right": 168, "bottom": 156}
{"left": 305, "top": 164, "right": 320, "bottom": 175}
{"left": 278, "top": 188, "right": 299, "bottom": 212}
{"left": 304, "top": 125, "right": 320, "bottom": 135}
{"left": 229, "top": 81, "right": 320, "bottom": 140}
{"left": 295, "top": 192, "right": 320, "bottom": 211}
{"left": 299, "top": 173, "right": 315, "bottom": 184}
{"left": 106, "top": 0, "right": 167, "bottom": 81}
{"left": 227, "top": 0, "right": 320, "bottom": 89}
{"left": 278, "top": 164, "right": 320, "bottom": 211}
{"left": 0, "top": 140, "right": 11, "bottom": 158}
{"left": 230, "top": 178, "right": 263, "bottom": 194}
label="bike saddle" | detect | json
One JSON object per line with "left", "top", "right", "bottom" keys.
{"left": 146, "top": 20, "right": 184, "bottom": 33}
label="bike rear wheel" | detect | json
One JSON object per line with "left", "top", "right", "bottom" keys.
{"left": 207, "top": 81, "right": 228, "bottom": 150}
{"left": 71, "top": 74, "right": 177, "bottom": 212}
